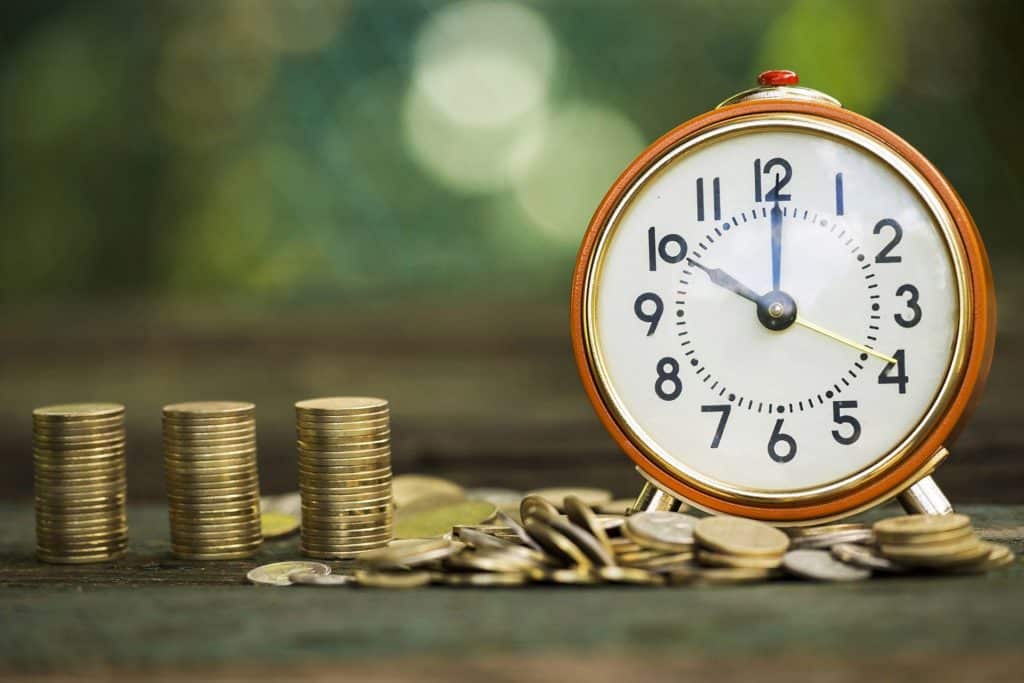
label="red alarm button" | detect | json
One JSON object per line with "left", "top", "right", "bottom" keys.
{"left": 758, "top": 70, "right": 799, "bottom": 87}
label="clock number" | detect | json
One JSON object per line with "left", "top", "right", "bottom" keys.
{"left": 647, "top": 227, "right": 688, "bottom": 271}
{"left": 873, "top": 219, "right": 903, "bottom": 263}
{"left": 877, "top": 349, "right": 909, "bottom": 394}
{"left": 696, "top": 177, "right": 721, "bottom": 222}
{"left": 633, "top": 293, "right": 664, "bottom": 336}
{"left": 894, "top": 284, "right": 921, "bottom": 328}
{"left": 831, "top": 400, "right": 861, "bottom": 445}
{"left": 767, "top": 418, "right": 797, "bottom": 463}
{"left": 754, "top": 157, "right": 792, "bottom": 202}
{"left": 701, "top": 404, "right": 731, "bottom": 448}
{"left": 834, "top": 172, "right": 845, "bottom": 215}
{"left": 654, "top": 357, "right": 682, "bottom": 401}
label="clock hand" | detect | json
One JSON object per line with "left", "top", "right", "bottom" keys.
{"left": 687, "top": 258, "right": 760, "bottom": 304}
{"left": 770, "top": 200, "right": 782, "bottom": 291}
{"left": 794, "top": 316, "right": 897, "bottom": 365}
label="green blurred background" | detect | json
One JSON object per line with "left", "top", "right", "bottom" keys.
{"left": 1, "top": 0, "right": 1021, "bottom": 503}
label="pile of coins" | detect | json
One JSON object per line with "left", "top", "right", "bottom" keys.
{"left": 296, "top": 397, "right": 393, "bottom": 559}
{"left": 33, "top": 403, "right": 128, "bottom": 564}
{"left": 246, "top": 481, "right": 1018, "bottom": 588}
{"left": 162, "top": 402, "right": 262, "bottom": 560}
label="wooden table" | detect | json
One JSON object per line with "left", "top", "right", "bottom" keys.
{"left": 2, "top": 503, "right": 1022, "bottom": 680}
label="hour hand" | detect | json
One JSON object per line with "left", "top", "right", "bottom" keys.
{"left": 687, "top": 259, "right": 760, "bottom": 304}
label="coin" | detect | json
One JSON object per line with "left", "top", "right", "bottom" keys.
{"left": 352, "top": 569, "right": 431, "bottom": 589}
{"left": 288, "top": 570, "right": 352, "bottom": 586}
{"left": 791, "top": 529, "right": 876, "bottom": 549}
{"left": 391, "top": 475, "right": 464, "bottom": 508}
{"left": 830, "top": 543, "right": 906, "bottom": 573}
{"left": 394, "top": 499, "right": 496, "bottom": 539}
{"left": 541, "top": 512, "right": 615, "bottom": 567}
{"left": 597, "top": 565, "right": 664, "bottom": 585}
{"left": 247, "top": 561, "right": 331, "bottom": 586}
{"left": 694, "top": 516, "right": 790, "bottom": 557}
{"left": 519, "top": 495, "right": 560, "bottom": 523}
{"left": 624, "top": 512, "right": 700, "bottom": 552}
{"left": 873, "top": 513, "right": 971, "bottom": 541}
{"left": 564, "top": 495, "right": 615, "bottom": 558}
{"left": 438, "top": 571, "right": 528, "bottom": 587}
{"left": 880, "top": 534, "right": 991, "bottom": 567}
{"left": 523, "top": 518, "right": 591, "bottom": 569}
{"left": 524, "top": 487, "right": 612, "bottom": 511}
{"left": 667, "top": 566, "right": 775, "bottom": 585}
{"left": 948, "top": 543, "right": 1016, "bottom": 574}
{"left": 358, "top": 538, "right": 461, "bottom": 568}
{"left": 261, "top": 512, "right": 300, "bottom": 539}
{"left": 163, "top": 401, "right": 255, "bottom": 418}
{"left": 699, "top": 550, "right": 783, "bottom": 570}
{"left": 295, "top": 397, "right": 389, "bottom": 415}
{"left": 34, "top": 403, "right": 124, "bottom": 420}
{"left": 783, "top": 549, "right": 871, "bottom": 581}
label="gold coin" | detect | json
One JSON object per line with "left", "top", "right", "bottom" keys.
{"left": 667, "top": 566, "right": 775, "bottom": 585}
{"left": 540, "top": 568, "right": 599, "bottom": 585}
{"left": 352, "top": 569, "right": 429, "bottom": 589}
{"left": 523, "top": 487, "right": 612, "bottom": 511}
{"left": 630, "top": 552, "right": 696, "bottom": 570}
{"left": 597, "top": 565, "right": 665, "bottom": 585}
{"left": 296, "top": 414, "right": 390, "bottom": 428}
{"left": 33, "top": 403, "right": 125, "bottom": 421}
{"left": 37, "top": 548, "right": 126, "bottom": 564}
{"left": 394, "top": 499, "right": 496, "bottom": 539}
{"left": 788, "top": 523, "right": 870, "bottom": 538}
{"left": 261, "top": 512, "right": 300, "bottom": 539}
{"left": 948, "top": 543, "right": 1016, "bottom": 574}
{"left": 439, "top": 571, "right": 528, "bottom": 587}
{"left": 33, "top": 414, "right": 123, "bottom": 430}
{"left": 694, "top": 516, "right": 789, "bottom": 557}
{"left": 295, "top": 397, "right": 388, "bottom": 415}
{"left": 523, "top": 518, "right": 591, "bottom": 569}
{"left": 519, "top": 495, "right": 560, "bottom": 523}
{"left": 358, "top": 538, "right": 461, "bottom": 568}
{"left": 389, "top": 475, "right": 463, "bottom": 508}
{"left": 699, "top": 550, "right": 783, "bottom": 570}
{"left": 875, "top": 525, "right": 974, "bottom": 546}
{"left": 564, "top": 495, "right": 615, "bottom": 558}
{"left": 880, "top": 534, "right": 990, "bottom": 567}
{"left": 873, "top": 513, "right": 971, "bottom": 540}
{"left": 163, "top": 401, "right": 254, "bottom": 417}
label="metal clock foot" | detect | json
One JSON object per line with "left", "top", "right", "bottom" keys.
{"left": 897, "top": 475, "right": 953, "bottom": 515}
{"left": 630, "top": 480, "right": 684, "bottom": 515}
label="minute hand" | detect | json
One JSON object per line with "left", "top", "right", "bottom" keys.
{"left": 794, "top": 316, "right": 897, "bottom": 365}
{"left": 687, "top": 259, "right": 760, "bottom": 304}
{"left": 770, "top": 201, "right": 782, "bottom": 291}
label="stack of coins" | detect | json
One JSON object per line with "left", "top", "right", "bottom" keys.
{"left": 874, "top": 513, "right": 998, "bottom": 571}
{"left": 162, "top": 402, "right": 262, "bottom": 559}
{"left": 33, "top": 403, "right": 128, "bottom": 564}
{"left": 296, "top": 397, "right": 393, "bottom": 559}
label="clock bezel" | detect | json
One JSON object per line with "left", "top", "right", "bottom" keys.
{"left": 570, "top": 99, "right": 995, "bottom": 523}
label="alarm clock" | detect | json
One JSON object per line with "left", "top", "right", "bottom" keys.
{"left": 570, "top": 70, "right": 995, "bottom": 525}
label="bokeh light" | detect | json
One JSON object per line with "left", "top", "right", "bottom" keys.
{"left": 515, "top": 103, "right": 645, "bottom": 242}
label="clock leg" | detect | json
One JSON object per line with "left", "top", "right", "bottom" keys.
{"left": 630, "top": 480, "right": 684, "bottom": 515}
{"left": 897, "top": 475, "right": 954, "bottom": 515}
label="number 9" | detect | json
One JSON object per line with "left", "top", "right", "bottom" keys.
{"left": 634, "top": 293, "right": 664, "bottom": 336}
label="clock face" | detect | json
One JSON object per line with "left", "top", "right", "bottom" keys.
{"left": 586, "top": 117, "right": 966, "bottom": 498}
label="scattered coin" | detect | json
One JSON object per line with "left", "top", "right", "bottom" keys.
{"left": 695, "top": 516, "right": 790, "bottom": 557}
{"left": 783, "top": 549, "right": 871, "bottom": 582}
{"left": 519, "top": 495, "right": 560, "bottom": 523}
{"left": 247, "top": 561, "right": 331, "bottom": 586}
{"left": 597, "top": 565, "right": 664, "bottom": 585}
{"left": 289, "top": 570, "right": 352, "bottom": 586}
{"left": 358, "top": 538, "right": 463, "bottom": 568}
{"left": 699, "top": 550, "right": 783, "bottom": 570}
{"left": 524, "top": 518, "right": 592, "bottom": 569}
{"left": 352, "top": 569, "right": 432, "bottom": 589}
{"left": 830, "top": 543, "right": 906, "bottom": 573}
{"left": 524, "top": 487, "right": 612, "bottom": 511}
{"left": 261, "top": 512, "right": 300, "bottom": 540}
{"left": 667, "top": 566, "right": 776, "bottom": 585}
{"left": 880, "top": 534, "right": 991, "bottom": 568}
{"left": 791, "top": 528, "right": 875, "bottom": 549}
{"left": 873, "top": 513, "right": 971, "bottom": 543}
{"left": 438, "top": 572, "right": 528, "bottom": 587}
{"left": 394, "top": 499, "right": 497, "bottom": 539}
{"left": 564, "top": 495, "right": 615, "bottom": 557}
{"left": 392, "top": 475, "right": 465, "bottom": 509}
{"left": 624, "top": 512, "right": 700, "bottom": 552}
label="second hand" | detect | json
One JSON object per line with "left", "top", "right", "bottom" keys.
{"left": 794, "top": 317, "right": 897, "bottom": 365}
